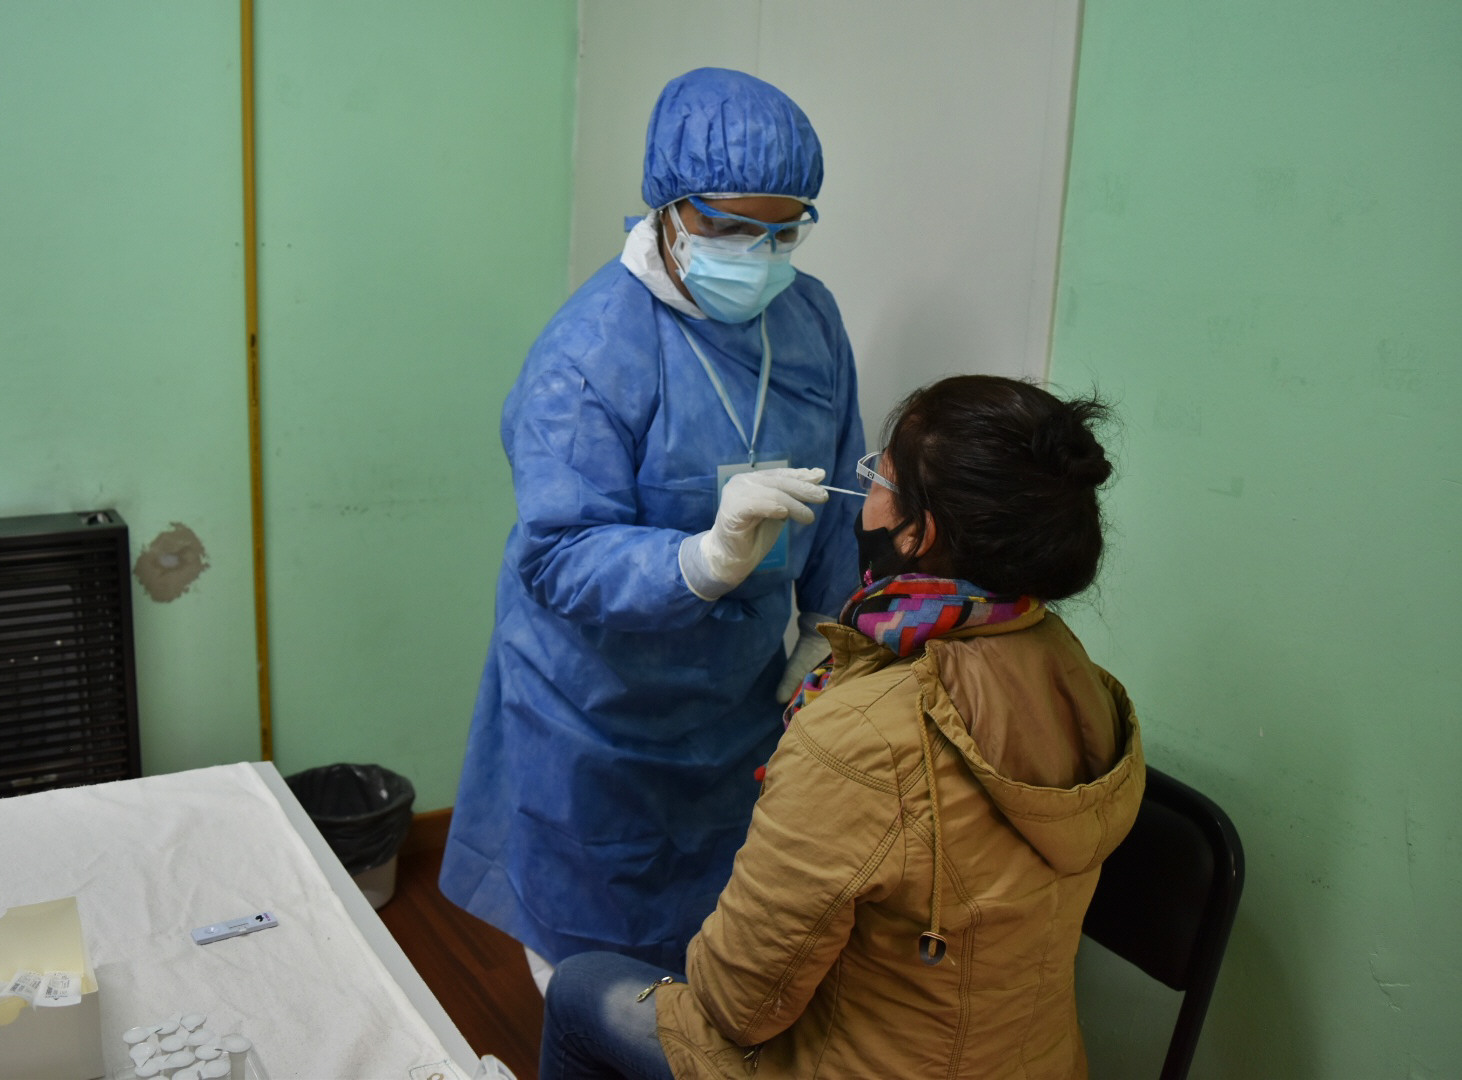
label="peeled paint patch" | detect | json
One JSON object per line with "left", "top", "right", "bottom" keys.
{"left": 134, "top": 523, "right": 210, "bottom": 602}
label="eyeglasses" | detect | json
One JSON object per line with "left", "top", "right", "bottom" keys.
{"left": 685, "top": 195, "right": 818, "bottom": 253}
{"left": 856, "top": 450, "right": 898, "bottom": 493}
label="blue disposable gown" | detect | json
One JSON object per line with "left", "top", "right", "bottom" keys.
{"left": 440, "top": 255, "right": 864, "bottom": 971}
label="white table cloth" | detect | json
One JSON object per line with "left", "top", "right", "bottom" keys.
{"left": 1, "top": 762, "right": 477, "bottom": 1080}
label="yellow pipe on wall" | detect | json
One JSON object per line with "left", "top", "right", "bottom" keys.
{"left": 240, "top": 0, "right": 273, "bottom": 761}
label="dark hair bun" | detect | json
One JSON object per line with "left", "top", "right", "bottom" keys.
{"left": 1030, "top": 402, "right": 1113, "bottom": 488}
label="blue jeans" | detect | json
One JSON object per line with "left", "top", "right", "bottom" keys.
{"left": 539, "top": 952, "right": 680, "bottom": 1080}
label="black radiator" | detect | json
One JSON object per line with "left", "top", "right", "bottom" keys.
{"left": 0, "top": 510, "right": 141, "bottom": 795}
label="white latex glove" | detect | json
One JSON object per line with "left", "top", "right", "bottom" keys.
{"left": 679, "top": 467, "right": 827, "bottom": 601}
{"left": 776, "top": 610, "right": 835, "bottom": 703}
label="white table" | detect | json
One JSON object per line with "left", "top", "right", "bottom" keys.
{"left": 1, "top": 761, "right": 481, "bottom": 1080}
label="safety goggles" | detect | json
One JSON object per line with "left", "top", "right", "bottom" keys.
{"left": 856, "top": 450, "right": 898, "bottom": 493}
{"left": 686, "top": 195, "right": 818, "bottom": 253}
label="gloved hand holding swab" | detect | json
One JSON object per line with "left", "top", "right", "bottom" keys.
{"left": 680, "top": 467, "right": 828, "bottom": 600}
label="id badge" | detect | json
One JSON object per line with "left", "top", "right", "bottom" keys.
{"left": 717, "top": 457, "right": 791, "bottom": 574}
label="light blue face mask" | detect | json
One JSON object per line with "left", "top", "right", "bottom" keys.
{"left": 667, "top": 202, "right": 798, "bottom": 323}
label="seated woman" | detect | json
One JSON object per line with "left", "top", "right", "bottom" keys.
{"left": 538, "top": 375, "right": 1146, "bottom": 1080}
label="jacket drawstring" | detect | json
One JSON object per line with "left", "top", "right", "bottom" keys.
{"left": 917, "top": 710, "right": 948, "bottom": 965}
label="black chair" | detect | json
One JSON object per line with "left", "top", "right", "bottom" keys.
{"left": 1082, "top": 766, "right": 1245, "bottom": 1080}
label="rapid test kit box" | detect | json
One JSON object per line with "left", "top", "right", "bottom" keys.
{"left": 0, "top": 896, "right": 105, "bottom": 1080}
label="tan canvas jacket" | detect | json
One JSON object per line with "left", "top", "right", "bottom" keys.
{"left": 655, "top": 609, "right": 1145, "bottom": 1079}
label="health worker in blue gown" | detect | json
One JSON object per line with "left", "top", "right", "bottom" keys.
{"left": 440, "top": 67, "right": 865, "bottom": 982}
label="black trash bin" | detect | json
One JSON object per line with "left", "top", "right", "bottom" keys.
{"left": 285, "top": 763, "right": 415, "bottom": 909}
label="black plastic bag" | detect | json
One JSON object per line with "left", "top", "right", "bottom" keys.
{"left": 285, "top": 763, "right": 415, "bottom": 875}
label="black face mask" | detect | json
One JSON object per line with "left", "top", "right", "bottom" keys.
{"left": 853, "top": 515, "right": 915, "bottom": 586}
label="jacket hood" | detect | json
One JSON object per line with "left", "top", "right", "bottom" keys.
{"left": 911, "top": 622, "right": 1144, "bottom": 874}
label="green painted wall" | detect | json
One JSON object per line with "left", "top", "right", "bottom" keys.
{"left": 0, "top": 2, "right": 577, "bottom": 810}
{"left": 252, "top": 2, "right": 576, "bottom": 809}
{"left": 1, "top": 2, "right": 258, "bottom": 775}
{"left": 1053, "top": 4, "right": 1462, "bottom": 1077}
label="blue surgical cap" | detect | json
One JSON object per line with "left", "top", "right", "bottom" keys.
{"left": 642, "top": 68, "right": 824, "bottom": 209}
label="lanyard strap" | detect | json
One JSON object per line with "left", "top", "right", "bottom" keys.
{"left": 674, "top": 316, "right": 773, "bottom": 464}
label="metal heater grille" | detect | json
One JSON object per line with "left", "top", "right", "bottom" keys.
{"left": 0, "top": 510, "right": 141, "bottom": 796}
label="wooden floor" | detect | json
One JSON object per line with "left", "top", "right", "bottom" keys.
{"left": 376, "top": 842, "right": 544, "bottom": 1080}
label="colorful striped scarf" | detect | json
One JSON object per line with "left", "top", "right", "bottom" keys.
{"left": 781, "top": 575, "right": 1042, "bottom": 725}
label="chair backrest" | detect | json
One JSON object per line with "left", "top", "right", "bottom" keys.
{"left": 1081, "top": 766, "right": 1245, "bottom": 1080}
